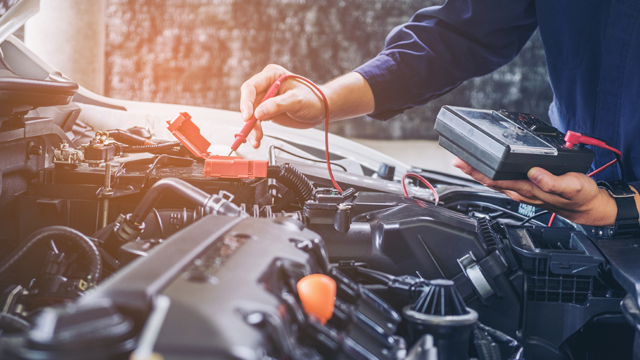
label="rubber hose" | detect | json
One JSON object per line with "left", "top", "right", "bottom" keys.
{"left": 474, "top": 328, "right": 502, "bottom": 360}
{"left": 0, "top": 226, "right": 102, "bottom": 282}
{"left": 131, "top": 178, "right": 210, "bottom": 225}
{"left": 107, "top": 129, "right": 151, "bottom": 146}
{"left": 356, "top": 267, "right": 395, "bottom": 285}
{"left": 120, "top": 141, "right": 180, "bottom": 154}
{"left": 0, "top": 313, "right": 30, "bottom": 333}
{"left": 268, "top": 164, "right": 314, "bottom": 202}
{"left": 98, "top": 247, "right": 120, "bottom": 271}
{"left": 478, "top": 322, "right": 523, "bottom": 359}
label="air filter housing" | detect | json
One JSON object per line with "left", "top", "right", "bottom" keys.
{"left": 403, "top": 279, "right": 478, "bottom": 360}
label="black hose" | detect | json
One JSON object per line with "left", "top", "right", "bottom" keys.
{"left": 0, "top": 226, "right": 101, "bottom": 282}
{"left": 477, "top": 322, "right": 524, "bottom": 360}
{"left": 131, "top": 178, "right": 211, "bottom": 225}
{"left": 107, "top": 129, "right": 151, "bottom": 146}
{"left": 474, "top": 327, "right": 502, "bottom": 360}
{"left": 267, "top": 164, "right": 314, "bottom": 202}
{"left": 119, "top": 141, "right": 180, "bottom": 154}
{"left": 98, "top": 247, "right": 120, "bottom": 271}
{"left": 0, "top": 313, "right": 30, "bottom": 333}
{"left": 519, "top": 210, "right": 550, "bottom": 225}
{"left": 356, "top": 267, "right": 395, "bottom": 285}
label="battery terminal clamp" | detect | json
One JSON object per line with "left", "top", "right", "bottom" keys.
{"left": 167, "top": 112, "right": 267, "bottom": 179}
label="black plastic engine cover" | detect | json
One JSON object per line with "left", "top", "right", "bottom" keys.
{"left": 308, "top": 193, "right": 492, "bottom": 280}
{"left": 24, "top": 215, "right": 401, "bottom": 360}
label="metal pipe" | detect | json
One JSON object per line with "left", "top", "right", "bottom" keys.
{"left": 100, "top": 162, "right": 111, "bottom": 229}
{"left": 268, "top": 145, "right": 279, "bottom": 203}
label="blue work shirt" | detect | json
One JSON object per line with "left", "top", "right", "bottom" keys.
{"left": 355, "top": 0, "right": 640, "bottom": 190}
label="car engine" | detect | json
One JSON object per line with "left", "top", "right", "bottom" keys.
{"left": 0, "top": 25, "right": 638, "bottom": 360}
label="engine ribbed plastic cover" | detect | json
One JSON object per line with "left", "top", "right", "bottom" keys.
{"left": 412, "top": 279, "right": 469, "bottom": 316}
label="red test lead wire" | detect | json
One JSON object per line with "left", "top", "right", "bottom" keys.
{"left": 402, "top": 173, "right": 439, "bottom": 205}
{"left": 564, "top": 131, "right": 622, "bottom": 158}
{"left": 232, "top": 74, "right": 343, "bottom": 193}
{"left": 548, "top": 131, "right": 622, "bottom": 226}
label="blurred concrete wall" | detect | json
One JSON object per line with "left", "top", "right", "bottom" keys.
{"left": 14, "top": 0, "right": 552, "bottom": 140}
{"left": 24, "top": 0, "right": 106, "bottom": 95}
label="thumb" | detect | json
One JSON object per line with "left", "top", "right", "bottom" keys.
{"left": 254, "top": 92, "right": 299, "bottom": 121}
{"left": 528, "top": 167, "right": 563, "bottom": 195}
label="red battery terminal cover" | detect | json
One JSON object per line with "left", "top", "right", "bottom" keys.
{"left": 203, "top": 155, "right": 267, "bottom": 179}
{"left": 167, "top": 112, "right": 268, "bottom": 179}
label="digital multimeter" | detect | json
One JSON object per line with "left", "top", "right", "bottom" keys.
{"left": 434, "top": 106, "right": 595, "bottom": 180}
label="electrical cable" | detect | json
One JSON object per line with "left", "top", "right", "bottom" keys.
{"left": 548, "top": 133, "right": 623, "bottom": 226}
{"left": 402, "top": 172, "right": 439, "bottom": 205}
{"left": 105, "top": 129, "right": 154, "bottom": 146}
{"left": 519, "top": 210, "right": 550, "bottom": 225}
{"left": 267, "top": 164, "right": 315, "bottom": 202}
{"left": 118, "top": 141, "right": 181, "bottom": 154}
{"left": 273, "top": 146, "right": 347, "bottom": 172}
{"left": 238, "top": 74, "right": 343, "bottom": 193}
{"left": 284, "top": 74, "right": 343, "bottom": 193}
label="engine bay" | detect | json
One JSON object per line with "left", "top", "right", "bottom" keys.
{"left": 0, "top": 28, "right": 639, "bottom": 360}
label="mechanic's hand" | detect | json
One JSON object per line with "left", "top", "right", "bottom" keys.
{"left": 240, "top": 64, "right": 326, "bottom": 148}
{"left": 452, "top": 158, "right": 620, "bottom": 226}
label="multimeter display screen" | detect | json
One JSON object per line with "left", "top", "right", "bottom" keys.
{"left": 453, "top": 108, "right": 556, "bottom": 155}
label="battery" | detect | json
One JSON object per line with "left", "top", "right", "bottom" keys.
{"left": 434, "top": 106, "right": 594, "bottom": 180}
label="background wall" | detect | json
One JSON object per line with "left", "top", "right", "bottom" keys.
{"left": 11, "top": 0, "right": 554, "bottom": 140}
{"left": 104, "top": 0, "right": 554, "bottom": 140}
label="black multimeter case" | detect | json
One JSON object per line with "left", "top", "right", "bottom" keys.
{"left": 434, "top": 106, "right": 594, "bottom": 180}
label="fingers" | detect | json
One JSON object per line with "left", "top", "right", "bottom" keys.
{"left": 527, "top": 167, "right": 585, "bottom": 199}
{"left": 247, "top": 122, "right": 263, "bottom": 149}
{"left": 452, "top": 158, "right": 492, "bottom": 185}
{"left": 452, "top": 158, "right": 569, "bottom": 205}
{"left": 452, "top": 158, "right": 527, "bottom": 191}
{"left": 240, "top": 64, "right": 289, "bottom": 121}
{"left": 254, "top": 91, "right": 302, "bottom": 121}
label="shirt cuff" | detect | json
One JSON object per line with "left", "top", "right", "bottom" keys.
{"left": 353, "top": 54, "right": 413, "bottom": 121}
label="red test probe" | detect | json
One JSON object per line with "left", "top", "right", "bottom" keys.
{"left": 229, "top": 74, "right": 290, "bottom": 155}
{"left": 230, "top": 74, "right": 344, "bottom": 193}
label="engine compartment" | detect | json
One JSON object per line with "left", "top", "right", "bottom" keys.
{"left": 0, "top": 35, "right": 638, "bottom": 360}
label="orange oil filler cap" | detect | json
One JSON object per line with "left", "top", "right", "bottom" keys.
{"left": 296, "top": 274, "right": 336, "bottom": 325}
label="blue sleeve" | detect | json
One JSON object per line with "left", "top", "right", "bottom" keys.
{"left": 354, "top": 0, "right": 538, "bottom": 120}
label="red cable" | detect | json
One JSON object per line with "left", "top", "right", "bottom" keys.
{"left": 548, "top": 133, "right": 622, "bottom": 226}
{"left": 277, "top": 75, "right": 343, "bottom": 193}
{"left": 402, "top": 173, "right": 439, "bottom": 205}
{"left": 586, "top": 158, "right": 618, "bottom": 177}
{"left": 233, "top": 74, "right": 342, "bottom": 193}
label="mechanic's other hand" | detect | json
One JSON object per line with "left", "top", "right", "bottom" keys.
{"left": 452, "top": 157, "right": 619, "bottom": 226}
{"left": 240, "top": 64, "right": 326, "bottom": 148}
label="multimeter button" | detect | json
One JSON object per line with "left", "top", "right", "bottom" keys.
{"left": 530, "top": 124, "right": 558, "bottom": 135}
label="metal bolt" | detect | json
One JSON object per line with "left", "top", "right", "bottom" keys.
{"left": 27, "top": 142, "right": 42, "bottom": 158}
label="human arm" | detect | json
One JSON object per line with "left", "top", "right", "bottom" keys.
{"left": 240, "top": 0, "right": 537, "bottom": 147}
{"left": 239, "top": 65, "right": 374, "bottom": 148}
{"left": 453, "top": 158, "right": 640, "bottom": 226}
